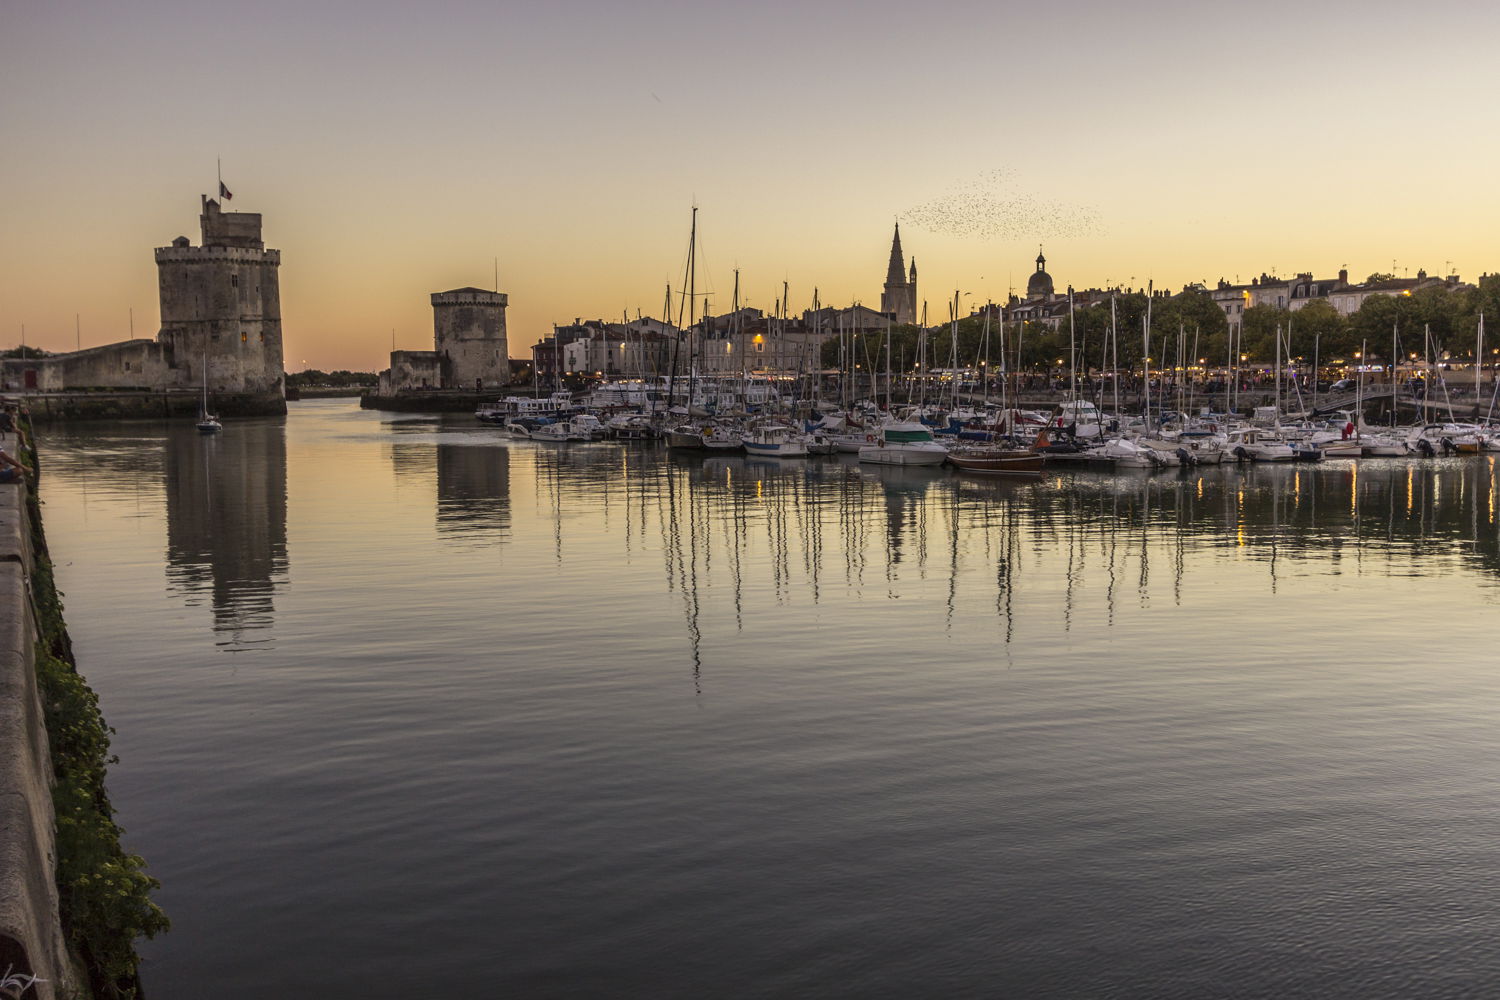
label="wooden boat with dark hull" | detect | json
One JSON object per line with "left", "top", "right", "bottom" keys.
{"left": 947, "top": 447, "right": 1043, "bottom": 477}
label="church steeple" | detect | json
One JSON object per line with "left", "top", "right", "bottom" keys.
{"left": 1036, "top": 245, "right": 1047, "bottom": 273}
{"left": 880, "top": 221, "right": 916, "bottom": 324}
{"left": 886, "top": 222, "right": 906, "bottom": 286}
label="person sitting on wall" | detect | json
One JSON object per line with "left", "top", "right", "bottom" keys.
{"left": 0, "top": 404, "right": 28, "bottom": 452}
{"left": 0, "top": 444, "right": 25, "bottom": 484}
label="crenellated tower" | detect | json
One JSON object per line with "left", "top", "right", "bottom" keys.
{"left": 154, "top": 196, "right": 284, "bottom": 399}
{"left": 432, "top": 287, "right": 510, "bottom": 389}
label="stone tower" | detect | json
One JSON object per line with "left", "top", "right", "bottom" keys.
{"left": 432, "top": 287, "right": 510, "bottom": 389}
{"left": 155, "top": 196, "right": 284, "bottom": 399}
{"left": 881, "top": 223, "right": 916, "bottom": 324}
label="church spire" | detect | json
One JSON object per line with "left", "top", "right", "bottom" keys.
{"left": 886, "top": 221, "right": 906, "bottom": 286}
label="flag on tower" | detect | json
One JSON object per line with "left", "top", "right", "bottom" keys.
{"left": 219, "top": 181, "right": 233, "bottom": 201}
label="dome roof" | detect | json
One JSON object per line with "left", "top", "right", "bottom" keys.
{"left": 1027, "top": 269, "right": 1054, "bottom": 297}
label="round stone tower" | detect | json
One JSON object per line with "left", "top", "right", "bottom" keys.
{"left": 154, "top": 196, "right": 284, "bottom": 401}
{"left": 432, "top": 287, "right": 510, "bottom": 389}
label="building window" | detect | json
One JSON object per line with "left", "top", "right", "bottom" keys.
{"left": 231, "top": 274, "right": 239, "bottom": 287}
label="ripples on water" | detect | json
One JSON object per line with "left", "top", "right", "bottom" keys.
{"left": 36, "top": 401, "right": 1500, "bottom": 999}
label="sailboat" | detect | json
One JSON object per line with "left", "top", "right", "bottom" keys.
{"left": 196, "top": 356, "right": 222, "bottom": 434}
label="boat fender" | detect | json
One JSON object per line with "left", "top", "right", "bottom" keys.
{"left": 1233, "top": 445, "right": 1250, "bottom": 461}
{"left": 1176, "top": 447, "right": 1193, "bottom": 467}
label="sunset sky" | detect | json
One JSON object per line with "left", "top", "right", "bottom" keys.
{"left": 4, "top": 0, "right": 1497, "bottom": 370}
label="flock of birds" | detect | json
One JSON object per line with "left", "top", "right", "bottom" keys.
{"left": 903, "top": 168, "right": 1104, "bottom": 242}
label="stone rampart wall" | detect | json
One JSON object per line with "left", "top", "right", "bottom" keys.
{"left": 0, "top": 468, "right": 84, "bottom": 999}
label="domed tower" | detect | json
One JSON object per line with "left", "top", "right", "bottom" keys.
{"left": 1026, "top": 247, "right": 1054, "bottom": 301}
{"left": 154, "top": 196, "right": 284, "bottom": 401}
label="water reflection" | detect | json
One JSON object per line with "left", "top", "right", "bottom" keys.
{"left": 437, "top": 445, "right": 510, "bottom": 544}
{"left": 163, "top": 422, "right": 288, "bottom": 651}
{"left": 386, "top": 430, "right": 513, "bottom": 548}
{"left": 493, "top": 443, "right": 1500, "bottom": 669}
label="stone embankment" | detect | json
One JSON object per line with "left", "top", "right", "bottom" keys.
{"left": 361, "top": 390, "right": 494, "bottom": 413}
{"left": 20, "top": 390, "right": 285, "bottom": 422}
{"left": 0, "top": 436, "right": 82, "bottom": 999}
{"left": 1, "top": 427, "right": 166, "bottom": 999}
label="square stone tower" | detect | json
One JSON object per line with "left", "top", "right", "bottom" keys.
{"left": 154, "top": 196, "right": 284, "bottom": 399}
{"left": 432, "top": 287, "right": 509, "bottom": 389}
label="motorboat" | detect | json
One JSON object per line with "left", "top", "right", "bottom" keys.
{"left": 1225, "top": 428, "right": 1296, "bottom": 462}
{"left": 858, "top": 422, "right": 948, "bottom": 466}
{"left": 606, "top": 413, "right": 655, "bottom": 440}
{"left": 1103, "top": 436, "right": 1176, "bottom": 469}
{"left": 743, "top": 424, "right": 809, "bottom": 457}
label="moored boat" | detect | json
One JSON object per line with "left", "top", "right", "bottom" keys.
{"left": 743, "top": 424, "right": 809, "bottom": 457}
{"left": 858, "top": 422, "right": 948, "bottom": 466}
{"left": 947, "top": 446, "right": 1042, "bottom": 476}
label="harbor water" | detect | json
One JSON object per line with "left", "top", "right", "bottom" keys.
{"left": 36, "top": 399, "right": 1500, "bottom": 998}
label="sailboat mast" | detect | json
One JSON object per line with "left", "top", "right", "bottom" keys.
{"left": 687, "top": 207, "right": 698, "bottom": 413}
{"left": 1142, "top": 313, "right": 1151, "bottom": 426}
{"left": 1275, "top": 323, "right": 1282, "bottom": 417}
{"left": 1143, "top": 281, "right": 1154, "bottom": 425}
{"left": 1068, "top": 287, "right": 1077, "bottom": 403}
{"left": 1110, "top": 294, "right": 1120, "bottom": 418}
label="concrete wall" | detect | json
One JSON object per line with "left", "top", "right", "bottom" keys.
{"left": 0, "top": 466, "right": 84, "bottom": 1000}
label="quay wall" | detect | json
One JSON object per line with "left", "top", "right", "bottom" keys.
{"left": 19, "top": 390, "right": 286, "bottom": 422}
{"left": 0, "top": 461, "right": 84, "bottom": 998}
{"left": 362, "top": 390, "right": 494, "bottom": 413}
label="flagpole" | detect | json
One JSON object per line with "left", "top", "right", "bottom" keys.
{"left": 217, "top": 157, "right": 222, "bottom": 201}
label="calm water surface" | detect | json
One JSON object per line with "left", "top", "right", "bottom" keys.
{"left": 36, "top": 400, "right": 1500, "bottom": 998}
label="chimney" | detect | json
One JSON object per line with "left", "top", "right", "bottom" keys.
{"left": 1338, "top": 269, "right": 1348, "bottom": 285}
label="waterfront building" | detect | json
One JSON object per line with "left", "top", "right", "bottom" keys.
{"left": 532, "top": 318, "right": 674, "bottom": 379}
{"left": 1327, "top": 270, "right": 1470, "bottom": 315}
{"left": 1, "top": 195, "right": 286, "bottom": 410}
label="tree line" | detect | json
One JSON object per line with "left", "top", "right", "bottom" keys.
{"left": 820, "top": 275, "right": 1500, "bottom": 374}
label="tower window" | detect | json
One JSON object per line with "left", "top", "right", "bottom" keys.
{"left": 242, "top": 332, "right": 248, "bottom": 343}
{"left": 231, "top": 274, "right": 239, "bottom": 287}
